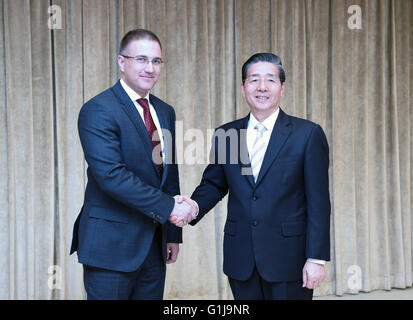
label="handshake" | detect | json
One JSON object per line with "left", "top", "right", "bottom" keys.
{"left": 168, "top": 195, "right": 198, "bottom": 227}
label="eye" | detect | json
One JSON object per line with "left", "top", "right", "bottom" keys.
{"left": 136, "top": 57, "right": 147, "bottom": 63}
{"left": 152, "top": 58, "right": 163, "bottom": 65}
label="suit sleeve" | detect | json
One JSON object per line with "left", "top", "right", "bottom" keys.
{"left": 78, "top": 101, "right": 174, "bottom": 224}
{"left": 303, "top": 124, "right": 331, "bottom": 261}
{"left": 161, "top": 109, "right": 183, "bottom": 243}
{"left": 190, "top": 130, "right": 229, "bottom": 225}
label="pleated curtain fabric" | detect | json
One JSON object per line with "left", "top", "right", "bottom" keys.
{"left": 0, "top": 0, "right": 411, "bottom": 299}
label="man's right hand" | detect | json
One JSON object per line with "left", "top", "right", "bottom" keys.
{"left": 168, "top": 195, "right": 197, "bottom": 227}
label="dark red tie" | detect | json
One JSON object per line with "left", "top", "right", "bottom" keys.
{"left": 137, "top": 98, "right": 163, "bottom": 177}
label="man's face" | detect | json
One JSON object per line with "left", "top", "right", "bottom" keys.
{"left": 241, "top": 61, "right": 285, "bottom": 118}
{"left": 118, "top": 39, "right": 162, "bottom": 97}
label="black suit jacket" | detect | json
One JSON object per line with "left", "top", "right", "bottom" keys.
{"left": 191, "top": 109, "right": 331, "bottom": 282}
{"left": 70, "top": 80, "right": 181, "bottom": 272}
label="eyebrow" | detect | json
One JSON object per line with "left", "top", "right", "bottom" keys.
{"left": 248, "top": 73, "right": 277, "bottom": 78}
{"left": 128, "top": 54, "right": 162, "bottom": 59}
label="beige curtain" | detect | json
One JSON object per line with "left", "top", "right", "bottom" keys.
{"left": 0, "top": 0, "right": 411, "bottom": 299}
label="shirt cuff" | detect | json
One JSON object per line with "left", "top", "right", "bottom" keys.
{"left": 192, "top": 200, "right": 199, "bottom": 217}
{"left": 307, "top": 258, "right": 326, "bottom": 265}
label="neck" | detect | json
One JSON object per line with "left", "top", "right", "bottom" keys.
{"left": 251, "top": 106, "right": 279, "bottom": 122}
{"left": 121, "top": 76, "right": 149, "bottom": 98}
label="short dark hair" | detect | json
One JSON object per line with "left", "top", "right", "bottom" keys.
{"left": 119, "top": 29, "right": 162, "bottom": 54}
{"left": 242, "top": 53, "right": 286, "bottom": 84}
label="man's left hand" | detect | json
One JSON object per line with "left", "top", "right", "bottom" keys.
{"left": 166, "top": 243, "right": 179, "bottom": 264}
{"left": 302, "top": 261, "right": 326, "bottom": 290}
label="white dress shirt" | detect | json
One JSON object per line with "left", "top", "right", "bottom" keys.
{"left": 120, "top": 78, "right": 165, "bottom": 162}
{"left": 246, "top": 108, "right": 280, "bottom": 162}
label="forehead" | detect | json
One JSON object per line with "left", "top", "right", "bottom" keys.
{"left": 124, "top": 39, "right": 162, "bottom": 57}
{"left": 247, "top": 61, "right": 279, "bottom": 77}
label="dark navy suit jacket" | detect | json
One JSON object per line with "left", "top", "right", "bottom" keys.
{"left": 190, "top": 109, "right": 331, "bottom": 282}
{"left": 70, "top": 80, "right": 181, "bottom": 272}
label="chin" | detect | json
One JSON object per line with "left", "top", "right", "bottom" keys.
{"left": 142, "top": 81, "right": 156, "bottom": 88}
{"left": 254, "top": 105, "right": 272, "bottom": 112}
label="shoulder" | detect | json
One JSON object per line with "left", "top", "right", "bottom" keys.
{"left": 280, "top": 110, "right": 328, "bottom": 147}
{"left": 286, "top": 113, "right": 319, "bottom": 131}
{"left": 281, "top": 111, "right": 325, "bottom": 138}
{"left": 216, "top": 117, "right": 247, "bottom": 131}
{"left": 81, "top": 87, "right": 117, "bottom": 113}
{"left": 150, "top": 94, "right": 175, "bottom": 115}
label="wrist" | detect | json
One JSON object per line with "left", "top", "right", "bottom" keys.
{"left": 307, "top": 258, "right": 326, "bottom": 265}
{"left": 192, "top": 199, "right": 199, "bottom": 217}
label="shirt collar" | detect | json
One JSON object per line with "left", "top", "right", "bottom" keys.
{"left": 248, "top": 107, "right": 280, "bottom": 131}
{"left": 120, "top": 78, "right": 150, "bottom": 102}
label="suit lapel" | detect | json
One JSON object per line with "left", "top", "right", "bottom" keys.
{"left": 111, "top": 81, "right": 160, "bottom": 178}
{"left": 255, "top": 108, "right": 292, "bottom": 186}
{"left": 150, "top": 94, "right": 170, "bottom": 185}
{"left": 237, "top": 115, "right": 255, "bottom": 188}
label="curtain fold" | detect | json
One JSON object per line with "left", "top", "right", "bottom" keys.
{"left": 0, "top": 0, "right": 411, "bottom": 299}
{"left": 2, "top": 0, "right": 55, "bottom": 299}
{"left": 52, "top": 0, "right": 85, "bottom": 300}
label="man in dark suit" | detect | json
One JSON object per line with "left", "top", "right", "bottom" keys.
{"left": 180, "top": 53, "right": 331, "bottom": 300}
{"left": 70, "top": 29, "right": 195, "bottom": 300}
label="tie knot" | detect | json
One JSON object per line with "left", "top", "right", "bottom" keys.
{"left": 137, "top": 98, "right": 149, "bottom": 110}
{"left": 254, "top": 123, "right": 267, "bottom": 134}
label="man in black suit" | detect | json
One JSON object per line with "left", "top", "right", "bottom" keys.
{"left": 70, "top": 29, "right": 195, "bottom": 300}
{"left": 180, "top": 53, "right": 331, "bottom": 300}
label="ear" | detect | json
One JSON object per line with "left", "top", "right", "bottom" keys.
{"left": 280, "top": 82, "right": 286, "bottom": 96}
{"left": 240, "top": 82, "right": 246, "bottom": 98}
{"left": 117, "top": 55, "right": 125, "bottom": 73}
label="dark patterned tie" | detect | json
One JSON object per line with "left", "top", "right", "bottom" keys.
{"left": 137, "top": 98, "right": 163, "bottom": 178}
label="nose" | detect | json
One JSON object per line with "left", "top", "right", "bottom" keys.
{"left": 257, "top": 79, "right": 268, "bottom": 91}
{"left": 144, "top": 61, "right": 154, "bottom": 73}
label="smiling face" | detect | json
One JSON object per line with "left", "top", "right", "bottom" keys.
{"left": 117, "top": 39, "right": 162, "bottom": 97}
{"left": 241, "top": 61, "right": 285, "bottom": 121}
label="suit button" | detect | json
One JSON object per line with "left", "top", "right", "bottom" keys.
{"left": 252, "top": 220, "right": 258, "bottom": 226}
{"left": 252, "top": 196, "right": 258, "bottom": 201}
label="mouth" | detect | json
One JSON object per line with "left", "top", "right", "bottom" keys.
{"left": 139, "top": 75, "right": 156, "bottom": 83}
{"left": 255, "top": 95, "right": 270, "bottom": 101}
